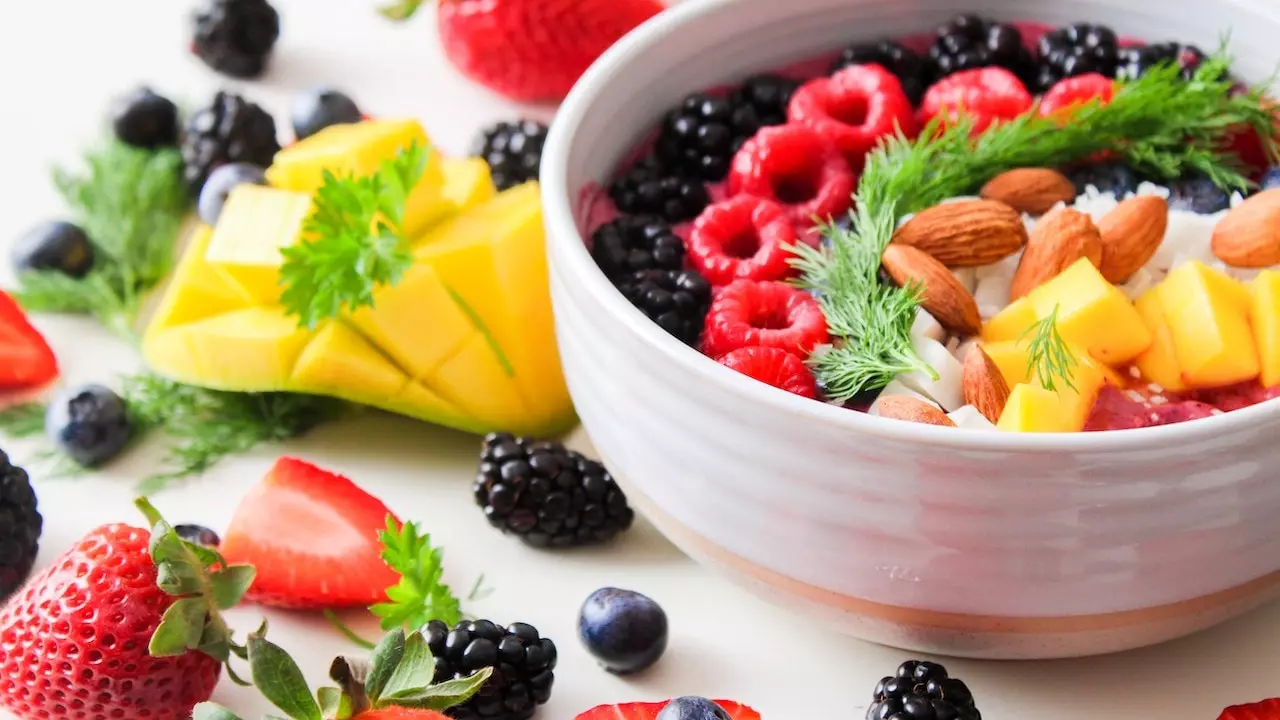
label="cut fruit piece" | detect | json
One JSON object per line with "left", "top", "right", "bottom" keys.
{"left": 205, "top": 185, "right": 313, "bottom": 303}
{"left": 146, "top": 225, "right": 258, "bottom": 333}
{"left": 1133, "top": 288, "right": 1187, "bottom": 391}
{"left": 982, "top": 339, "right": 1122, "bottom": 392}
{"left": 291, "top": 322, "right": 409, "bottom": 400}
{"left": 438, "top": 156, "right": 497, "bottom": 213}
{"left": 575, "top": 700, "right": 762, "bottom": 720}
{"left": 428, "top": 332, "right": 529, "bottom": 428}
{"left": 385, "top": 381, "right": 481, "bottom": 434}
{"left": 982, "top": 296, "right": 1037, "bottom": 343}
{"left": 1026, "top": 257, "right": 1152, "bottom": 366}
{"left": 1252, "top": 270, "right": 1280, "bottom": 388}
{"left": 1157, "top": 260, "right": 1260, "bottom": 389}
{"left": 148, "top": 308, "right": 314, "bottom": 390}
{"left": 0, "top": 291, "right": 58, "bottom": 390}
{"left": 996, "top": 363, "right": 1105, "bottom": 433}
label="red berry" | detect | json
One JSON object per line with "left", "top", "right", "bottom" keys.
{"left": 0, "top": 290, "right": 58, "bottom": 390}
{"left": 1219, "top": 698, "right": 1280, "bottom": 720}
{"left": 717, "top": 346, "right": 818, "bottom": 398}
{"left": 686, "top": 195, "right": 799, "bottom": 285}
{"left": 576, "top": 699, "right": 762, "bottom": 720}
{"left": 702, "top": 279, "right": 830, "bottom": 359}
{"left": 1039, "top": 73, "right": 1115, "bottom": 117}
{"left": 919, "top": 67, "right": 1033, "bottom": 135}
{"left": 788, "top": 64, "right": 917, "bottom": 171}
{"left": 728, "top": 124, "right": 856, "bottom": 226}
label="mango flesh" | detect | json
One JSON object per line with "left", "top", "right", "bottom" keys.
{"left": 982, "top": 296, "right": 1038, "bottom": 344}
{"left": 1252, "top": 270, "right": 1280, "bottom": 388}
{"left": 1026, "top": 258, "right": 1153, "bottom": 366}
{"left": 1157, "top": 261, "right": 1260, "bottom": 389}
{"left": 1133, "top": 288, "right": 1187, "bottom": 391}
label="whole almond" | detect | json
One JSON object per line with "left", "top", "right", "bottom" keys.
{"left": 979, "top": 168, "right": 1077, "bottom": 215}
{"left": 875, "top": 396, "right": 956, "bottom": 427}
{"left": 882, "top": 244, "right": 982, "bottom": 335}
{"left": 1211, "top": 188, "right": 1280, "bottom": 267}
{"left": 892, "top": 199, "right": 1028, "bottom": 267}
{"left": 1009, "top": 206, "right": 1103, "bottom": 300}
{"left": 1096, "top": 195, "right": 1168, "bottom": 283}
{"left": 962, "top": 346, "right": 1012, "bottom": 423}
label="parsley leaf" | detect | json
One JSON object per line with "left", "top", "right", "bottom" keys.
{"left": 279, "top": 143, "right": 428, "bottom": 330}
{"left": 370, "top": 516, "right": 464, "bottom": 631}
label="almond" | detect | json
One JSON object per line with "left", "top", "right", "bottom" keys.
{"left": 979, "top": 168, "right": 1077, "bottom": 215}
{"left": 962, "top": 346, "right": 1011, "bottom": 423}
{"left": 1009, "top": 206, "right": 1103, "bottom": 300}
{"left": 1211, "top": 188, "right": 1280, "bottom": 267}
{"left": 875, "top": 396, "right": 956, "bottom": 427}
{"left": 881, "top": 244, "right": 981, "bottom": 335}
{"left": 1096, "top": 195, "right": 1168, "bottom": 283}
{"left": 891, "top": 199, "right": 1028, "bottom": 267}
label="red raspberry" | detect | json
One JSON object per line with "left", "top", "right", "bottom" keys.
{"left": 717, "top": 346, "right": 818, "bottom": 399}
{"left": 686, "top": 195, "right": 799, "bottom": 285}
{"left": 702, "top": 279, "right": 830, "bottom": 359}
{"left": 728, "top": 124, "right": 856, "bottom": 226}
{"left": 918, "top": 67, "right": 1033, "bottom": 135}
{"left": 1039, "top": 73, "right": 1115, "bottom": 118}
{"left": 788, "top": 64, "right": 917, "bottom": 172}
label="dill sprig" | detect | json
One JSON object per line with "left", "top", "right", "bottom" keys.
{"left": 800, "top": 48, "right": 1277, "bottom": 401}
{"left": 1021, "top": 305, "right": 1078, "bottom": 393}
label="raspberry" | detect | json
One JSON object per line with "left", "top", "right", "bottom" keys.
{"left": 717, "top": 346, "right": 817, "bottom": 399}
{"left": 702, "top": 279, "right": 829, "bottom": 359}
{"left": 918, "top": 67, "right": 1033, "bottom": 135}
{"left": 788, "top": 64, "right": 917, "bottom": 171}
{"left": 728, "top": 124, "right": 856, "bottom": 226}
{"left": 1038, "top": 73, "right": 1115, "bottom": 117}
{"left": 686, "top": 196, "right": 798, "bottom": 286}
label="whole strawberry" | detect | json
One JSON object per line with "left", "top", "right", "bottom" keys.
{"left": 0, "top": 499, "right": 258, "bottom": 720}
{"left": 380, "top": 0, "right": 664, "bottom": 102}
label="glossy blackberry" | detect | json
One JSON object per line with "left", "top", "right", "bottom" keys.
{"left": 590, "top": 215, "right": 686, "bottom": 280}
{"left": 474, "top": 120, "right": 548, "bottom": 191}
{"left": 1116, "top": 42, "right": 1209, "bottom": 82}
{"left": 192, "top": 0, "right": 280, "bottom": 79}
{"left": 618, "top": 268, "right": 713, "bottom": 346}
{"left": 425, "top": 618, "right": 556, "bottom": 720}
{"left": 730, "top": 74, "right": 799, "bottom": 130}
{"left": 1067, "top": 163, "right": 1140, "bottom": 198}
{"left": 0, "top": 451, "right": 40, "bottom": 598}
{"left": 181, "top": 91, "right": 281, "bottom": 194}
{"left": 655, "top": 79, "right": 795, "bottom": 182}
{"left": 831, "top": 39, "right": 928, "bottom": 103}
{"left": 475, "top": 434, "right": 634, "bottom": 548}
{"left": 609, "top": 158, "right": 710, "bottom": 223}
{"left": 867, "top": 660, "right": 981, "bottom": 720}
{"left": 926, "top": 14, "right": 1036, "bottom": 86}
{"left": 1034, "top": 23, "right": 1119, "bottom": 92}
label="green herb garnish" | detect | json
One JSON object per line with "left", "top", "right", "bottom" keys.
{"left": 279, "top": 143, "right": 428, "bottom": 330}
{"left": 371, "top": 516, "right": 465, "bottom": 631}
{"left": 377, "top": 0, "right": 425, "bottom": 21}
{"left": 1021, "top": 304, "right": 1078, "bottom": 393}
{"left": 796, "top": 49, "right": 1277, "bottom": 401}
{"left": 14, "top": 141, "right": 189, "bottom": 341}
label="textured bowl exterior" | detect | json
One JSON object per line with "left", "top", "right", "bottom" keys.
{"left": 542, "top": 0, "right": 1280, "bottom": 658}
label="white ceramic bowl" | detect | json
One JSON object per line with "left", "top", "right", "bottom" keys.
{"left": 541, "top": 0, "right": 1280, "bottom": 659}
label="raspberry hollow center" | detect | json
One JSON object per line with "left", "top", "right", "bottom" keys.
{"left": 772, "top": 164, "right": 821, "bottom": 204}
{"left": 723, "top": 227, "right": 763, "bottom": 259}
{"left": 827, "top": 93, "right": 869, "bottom": 127}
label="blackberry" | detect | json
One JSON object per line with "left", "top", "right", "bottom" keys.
{"left": 0, "top": 451, "right": 40, "bottom": 598}
{"left": 730, "top": 74, "right": 799, "bottom": 130}
{"left": 474, "top": 120, "right": 548, "bottom": 191}
{"left": 867, "top": 660, "right": 981, "bottom": 720}
{"left": 655, "top": 77, "right": 796, "bottom": 182}
{"left": 1067, "top": 163, "right": 1140, "bottom": 198}
{"left": 474, "top": 433, "right": 634, "bottom": 549}
{"left": 831, "top": 39, "right": 928, "bottom": 103}
{"left": 1117, "top": 42, "right": 1209, "bottom": 81}
{"left": 425, "top": 618, "right": 556, "bottom": 720}
{"left": 925, "top": 14, "right": 1036, "bottom": 87}
{"left": 609, "top": 158, "right": 711, "bottom": 223}
{"left": 181, "top": 91, "right": 281, "bottom": 194}
{"left": 618, "top": 268, "right": 712, "bottom": 346}
{"left": 1033, "top": 23, "right": 1119, "bottom": 92}
{"left": 192, "top": 0, "right": 280, "bottom": 79}
{"left": 590, "top": 215, "right": 686, "bottom": 280}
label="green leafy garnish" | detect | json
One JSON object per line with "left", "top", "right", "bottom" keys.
{"left": 371, "top": 516, "right": 465, "bottom": 631}
{"left": 1021, "top": 305, "right": 1078, "bottom": 393}
{"left": 13, "top": 140, "right": 189, "bottom": 341}
{"left": 279, "top": 143, "right": 428, "bottom": 330}
{"left": 0, "top": 403, "right": 47, "bottom": 437}
{"left": 377, "top": 0, "right": 425, "bottom": 21}
{"left": 796, "top": 49, "right": 1278, "bottom": 401}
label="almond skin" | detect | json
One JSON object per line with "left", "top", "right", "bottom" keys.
{"left": 882, "top": 244, "right": 982, "bottom": 336}
{"left": 892, "top": 199, "right": 1028, "bottom": 267}
{"left": 1211, "top": 188, "right": 1280, "bottom": 267}
{"left": 1010, "top": 206, "right": 1103, "bottom": 300}
{"left": 1096, "top": 195, "right": 1168, "bottom": 283}
{"left": 963, "top": 346, "right": 1011, "bottom": 423}
{"left": 875, "top": 396, "right": 956, "bottom": 427}
{"left": 979, "top": 168, "right": 1077, "bottom": 215}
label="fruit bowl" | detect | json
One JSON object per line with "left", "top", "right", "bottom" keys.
{"left": 541, "top": 0, "right": 1280, "bottom": 659}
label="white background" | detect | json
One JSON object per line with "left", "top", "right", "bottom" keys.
{"left": 0, "top": 1, "right": 1278, "bottom": 718}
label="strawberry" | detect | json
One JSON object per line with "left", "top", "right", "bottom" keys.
{"left": 0, "top": 290, "right": 58, "bottom": 391}
{"left": 220, "top": 456, "right": 401, "bottom": 609}
{"left": 0, "top": 499, "right": 257, "bottom": 720}
{"left": 576, "top": 698, "right": 762, "bottom": 720}
{"left": 1219, "top": 699, "right": 1280, "bottom": 720}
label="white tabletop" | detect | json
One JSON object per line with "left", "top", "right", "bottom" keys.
{"left": 1, "top": 1, "right": 1278, "bottom": 718}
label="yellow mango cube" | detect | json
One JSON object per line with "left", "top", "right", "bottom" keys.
{"left": 1250, "top": 270, "right": 1280, "bottom": 388}
{"left": 1202, "top": 264, "right": 1253, "bottom": 318}
{"left": 982, "top": 339, "right": 1124, "bottom": 391}
{"left": 1157, "top": 261, "right": 1260, "bottom": 389}
{"left": 1133, "top": 288, "right": 1186, "bottom": 391}
{"left": 997, "top": 383, "right": 1080, "bottom": 433}
{"left": 440, "top": 157, "right": 497, "bottom": 211}
{"left": 1027, "top": 257, "right": 1152, "bottom": 366}
{"left": 982, "top": 296, "right": 1038, "bottom": 343}
{"left": 205, "top": 185, "right": 313, "bottom": 303}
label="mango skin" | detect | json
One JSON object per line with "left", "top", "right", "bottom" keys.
{"left": 1157, "top": 261, "right": 1260, "bottom": 389}
{"left": 1252, "top": 270, "right": 1280, "bottom": 388}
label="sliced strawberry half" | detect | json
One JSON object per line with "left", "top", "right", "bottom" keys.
{"left": 0, "top": 290, "right": 58, "bottom": 390}
{"left": 576, "top": 699, "right": 762, "bottom": 720}
{"left": 1219, "top": 698, "right": 1280, "bottom": 720}
{"left": 220, "top": 456, "right": 401, "bottom": 609}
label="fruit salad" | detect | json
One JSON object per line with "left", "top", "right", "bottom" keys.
{"left": 579, "top": 14, "right": 1280, "bottom": 434}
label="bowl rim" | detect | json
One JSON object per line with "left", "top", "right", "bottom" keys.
{"left": 540, "top": 0, "right": 1280, "bottom": 455}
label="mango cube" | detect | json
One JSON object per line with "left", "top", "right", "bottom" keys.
{"left": 997, "top": 383, "right": 1083, "bottom": 433}
{"left": 205, "top": 185, "right": 313, "bottom": 303}
{"left": 1157, "top": 261, "right": 1260, "bottom": 389}
{"left": 1133, "top": 288, "right": 1186, "bottom": 391}
{"left": 1202, "top": 263, "right": 1253, "bottom": 318}
{"left": 1250, "top": 270, "right": 1280, "bottom": 388}
{"left": 982, "top": 339, "right": 1123, "bottom": 392}
{"left": 440, "top": 157, "right": 496, "bottom": 210}
{"left": 982, "top": 296, "right": 1038, "bottom": 343}
{"left": 1027, "top": 257, "right": 1152, "bottom": 366}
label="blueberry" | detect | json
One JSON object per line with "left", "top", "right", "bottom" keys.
{"left": 578, "top": 587, "right": 668, "bottom": 674}
{"left": 45, "top": 384, "right": 131, "bottom": 468}
{"left": 1260, "top": 165, "right": 1280, "bottom": 192}
{"left": 1168, "top": 174, "right": 1231, "bottom": 215}
{"left": 12, "top": 221, "right": 94, "bottom": 278}
{"left": 657, "top": 697, "right": 731, "bottom": 720}
{"left": 1067, "top": 163, "right": 1139, "bottom": 198}
{"left": 198, "top": 163, "right": 268, "bottom": 225}
{"left": 174, "top": 524, "right": 221, "bottom": 547}
{"left": 291, "top": 88, "right": 362, "bottom": 141}
{"left": 111, "top": 87, "right": 180, "bottom": 150}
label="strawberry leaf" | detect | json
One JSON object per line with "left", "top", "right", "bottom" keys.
{"left": 364, "top": 627, "right": 405, "bottom": 702}
{"left": 377, "top": 0, "right": 425, "bottom": 21}
{"left": 192, "top": 703, "right": 246, "bottom": 720}
{"left": 248, "top": 633, "right": 324, "bottom": 720}
{"left": 379, "top": 667, "right": 493, "bottom": 711}
{"left": 318, "top": 687, "right": 354, "bottom": 719}
{"left": 376, "top": 630, "right": 436, "bottom": 700}
{"left": 149, "top": 597, "right": 206, "bottom": 657}
{"left": 211, "top": 565, "right": 258, "bottom": 610}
